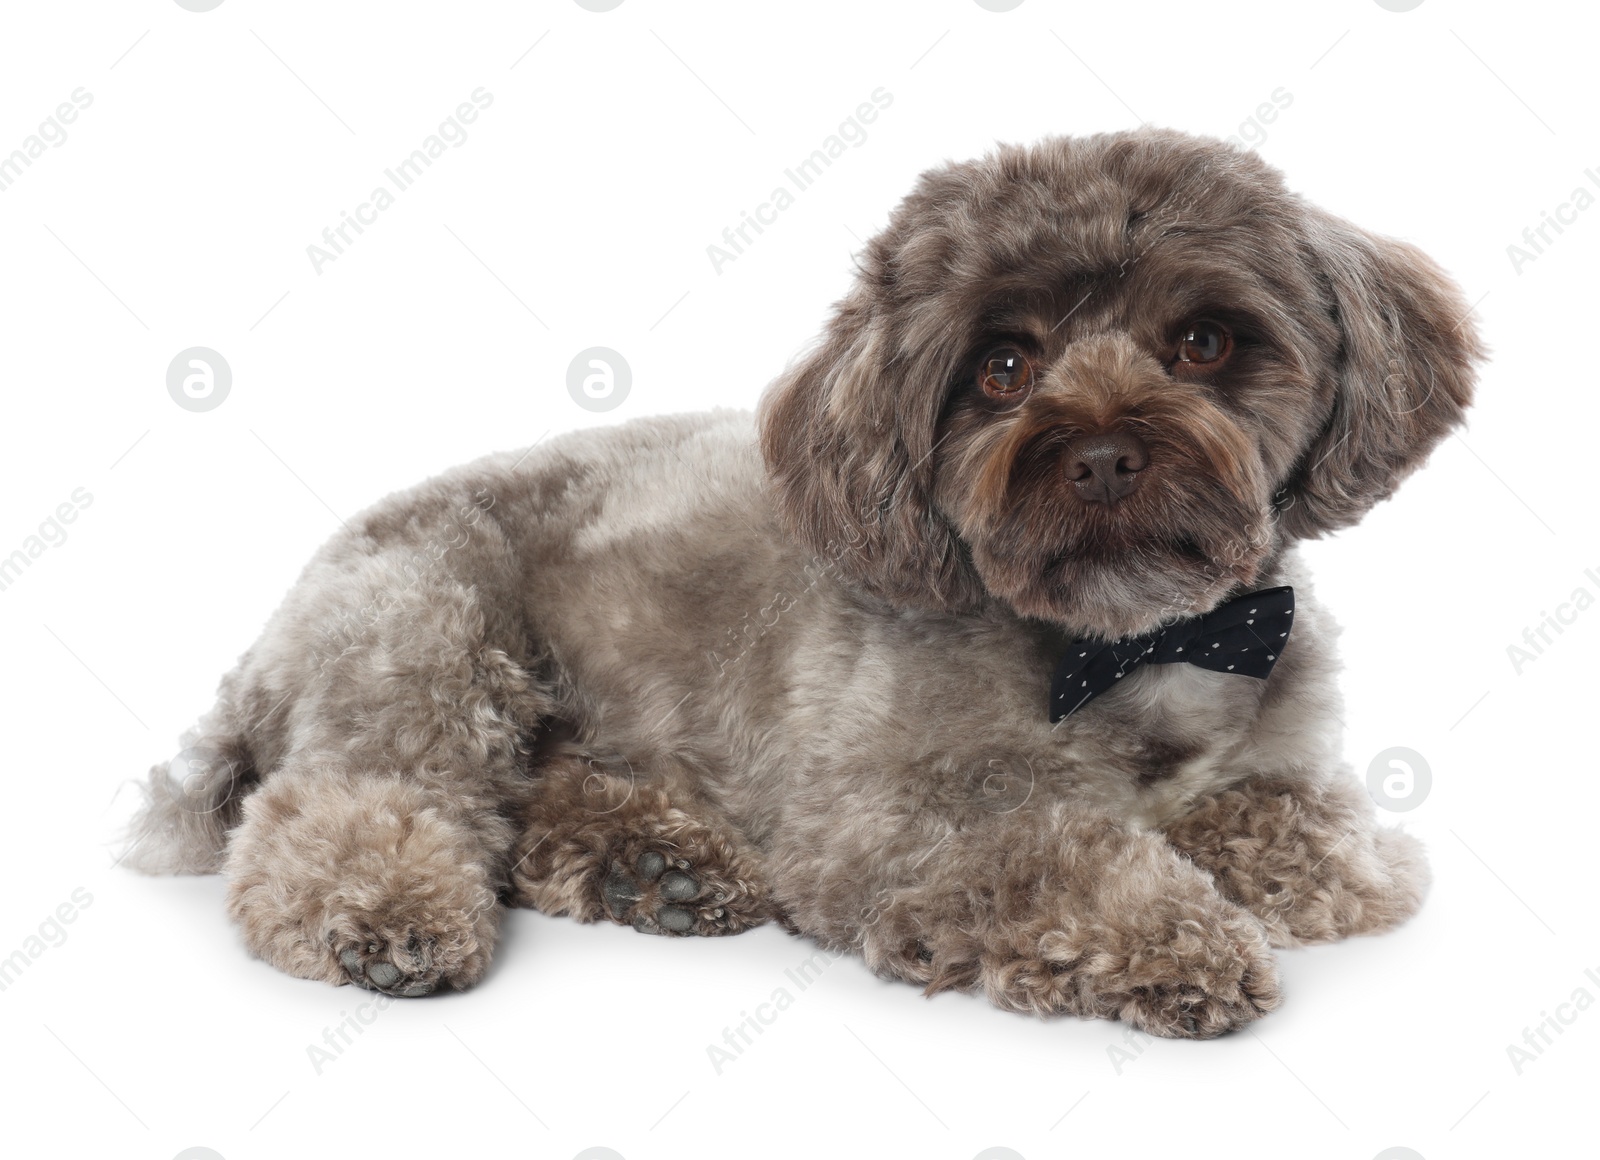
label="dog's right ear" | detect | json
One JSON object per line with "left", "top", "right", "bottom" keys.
{"left": 758, "top": 291, "right": 985, "bottom": 613}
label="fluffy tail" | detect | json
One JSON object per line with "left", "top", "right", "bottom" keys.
{"left": 121, "top": 709, "right": 256, "bottom": 875}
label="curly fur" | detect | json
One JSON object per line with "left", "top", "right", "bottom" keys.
{"left": 507, "top": 744, "right": 770, "bottom": 936}
{"left": 124, "top": 129, "right": 1479, "bottom": 1038}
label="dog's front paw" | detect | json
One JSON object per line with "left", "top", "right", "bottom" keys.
{"left": 915, "top": 889, "right": 1280, "bottom": 1038}
{"left": 1091, "top": 912, "right": 1281, "bottom": 1038}
{"left": 1165, "top": 775, "right": 1432, "bottom": 946}
{"left": 1021, "top": 896, "right": 1280, "bottom": 1039}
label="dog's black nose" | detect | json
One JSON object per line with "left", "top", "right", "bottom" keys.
{"left": 1065, "top": 432, "right": 1149, "bottom": 504}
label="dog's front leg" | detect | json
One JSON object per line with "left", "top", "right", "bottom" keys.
{"left": 1162, "top": 773, "right": 1430, "bottom": 947}
{"left": 773, "top": 803, "right": 1280, "bottom": 1039}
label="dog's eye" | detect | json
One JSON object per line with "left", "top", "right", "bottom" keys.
{"left": 1175, "top": 321, "right": 1233, "bottom": 367}
{"left": 978, "top": 347, "right": 1035, "bottom": 401}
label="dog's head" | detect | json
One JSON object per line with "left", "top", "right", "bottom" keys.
{"left": 759, "top": 129, "right": 1481, "bottom": 638}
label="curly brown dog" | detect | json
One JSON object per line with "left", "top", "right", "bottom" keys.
{"left": 125, "top": 128, "right": 1478, "bottom": 1038}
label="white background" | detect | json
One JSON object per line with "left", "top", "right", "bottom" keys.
{"left": 0, "top": 1, "right": 1594, "bottom": 1158}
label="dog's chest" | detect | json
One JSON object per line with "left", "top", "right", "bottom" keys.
{"left": 1045, "top": 663, "right": 1262, "bottom": 824}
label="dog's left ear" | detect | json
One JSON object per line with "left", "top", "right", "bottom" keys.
{"left": 1276, "top": 206, "right": 1483, "bottom": 539}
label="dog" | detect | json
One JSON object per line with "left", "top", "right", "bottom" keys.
{"left": 125, "top": 128, "right": 1479, "bottom": 1038}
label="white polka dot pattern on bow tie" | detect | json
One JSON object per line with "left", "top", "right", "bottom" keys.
{"left": 1046, "top": 585, "right": 1295, "bottom": 723}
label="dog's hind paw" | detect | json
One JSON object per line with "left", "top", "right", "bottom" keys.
{"left": 508, "top": 765, "right": 772, "bottom": 936}
{"left": 601, "top": 850, "right": 741, "bottom": 936}
{"left": 325, "top": 905, "right": 494, "bottom": 997}
{"left": 331, "top": 934, "right": 444, "bottom": 998}
{"left": 225, "top": 771, "right": 504, "bottom": 995}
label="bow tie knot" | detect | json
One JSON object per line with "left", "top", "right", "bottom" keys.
{"left": 1048, "top": 586, "right": 1295, "bottom": 723}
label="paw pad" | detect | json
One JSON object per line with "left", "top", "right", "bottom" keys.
{"left": 603, "top": 872, "right": 643, "bottom": 919}
{"left": 331, "top": 933, "right": 440, "bottom": 997}
{"left": 658, "top": 905, "right": 695, "bottom": 932}
{"left": 660, "top": 871, "right": 699, "bottom": 901}
{"left": 601, "top": 851, "right": 718, "bottom": 936}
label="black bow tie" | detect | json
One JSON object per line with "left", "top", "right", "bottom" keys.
{"left": 1048, "top": 586, "right": 1295, "bottom": 722}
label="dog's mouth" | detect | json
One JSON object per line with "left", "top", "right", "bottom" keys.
{"left": 1165, "top": 535, "right": 1210, "bottom": 566}
{"left": 1039, "top": 536, "right": 1206, "bottom": 581}
{"left": 985, "top": 517, "right": 1271, "bottom": 639}
{"left": 1063, "top": 528, "right": 1245, "bottom": 572}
